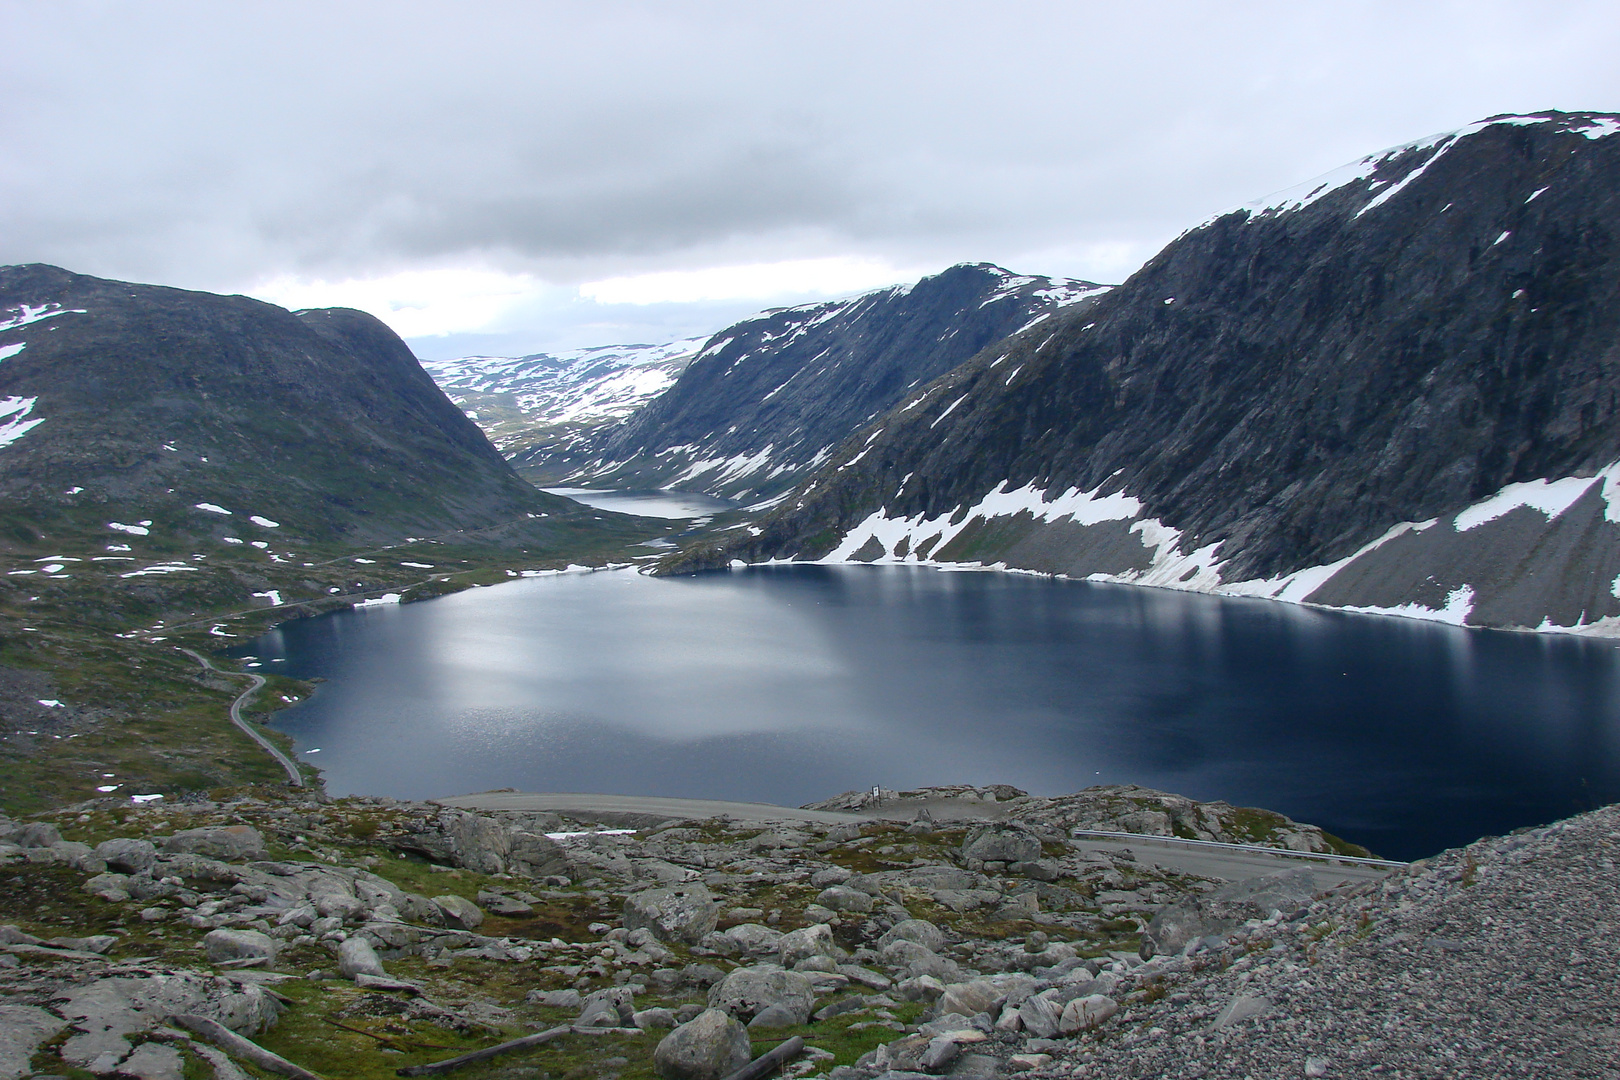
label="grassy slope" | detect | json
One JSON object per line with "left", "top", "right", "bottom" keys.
{"left": 0, "top": 506, "right": 671, "bottom": 817}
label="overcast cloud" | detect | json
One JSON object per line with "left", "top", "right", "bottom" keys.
{"left": 3, "top": 1, "right": 1617, "bottom": 356}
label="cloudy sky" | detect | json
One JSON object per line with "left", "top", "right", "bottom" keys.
{"left": 3, "top": 2, "right": 1617, "bottom": 358}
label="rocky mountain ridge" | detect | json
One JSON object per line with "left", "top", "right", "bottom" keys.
{"left": 672, "top": 112, "right": 1620, "bottom": 635}
{"left": 0, "top": 783, "right": 1608, "bottom": 1079}
{"left": 0, "top": 264, "right": 571, "bottom": 552}
{"left": 564, "top": 264, "right": 1107, "bottom": 503}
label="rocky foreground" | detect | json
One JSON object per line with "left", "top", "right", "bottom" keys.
{"left": 0, "top": 784, "right": 1611, "bottom": 1079}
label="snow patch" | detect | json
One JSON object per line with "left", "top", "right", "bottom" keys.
{"left": 0, "top": 396, "right": 44, "bottom": 447}
{"left": 0, "top": 303, "right": 85, "bottom": 333}
{"left": 108, "top": 522, "right": 150, "bottom": 536}
{"left": 252, "top": 590, "right": 283, "bottom": 606}
{"left": 194, "top": 503, "right": 232, "bottom": 515}
{"left": 0, "top": 342, "right": 24, "bottom": 362}
{"left": 249, "top": 515, "right": 280, "bottom": 528}
{"left": 354, "top": 593, "right": 403, "bottom": 608}
{"left": 1454, "top": 474, "right": 1598, "bottom": 530}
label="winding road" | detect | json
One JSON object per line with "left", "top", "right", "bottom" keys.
{"left": 180, "top": 647, "right": 304, "bottom": 786}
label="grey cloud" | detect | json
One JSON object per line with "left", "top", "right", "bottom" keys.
{"left": 2, "top": 1, "right": 1618, "bottom": 294}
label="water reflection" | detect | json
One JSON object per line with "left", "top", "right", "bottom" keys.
{"left": 238, "top": 565, "right": 1620, "bottom": 860}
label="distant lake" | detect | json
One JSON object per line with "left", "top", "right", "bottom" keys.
{"left": 543, "top": 488, "right": 739, "bottom": 520}
{"left": 238, "top": 565, "right": 1620, "bottom": 861}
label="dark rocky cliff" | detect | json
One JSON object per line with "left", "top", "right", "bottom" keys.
{"left": 671, "top": 112, "right": 1620, "bottom": 633}
{"left": 569, "top": 263, "right": 1107, "bottom": 500}
{"left": 0, "top": 264, "right": 566, "bottom": 548}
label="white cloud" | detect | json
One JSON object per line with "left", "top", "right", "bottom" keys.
{"left": 249, "top": 267, "right": 559, "bottom": 339}
{"left": 579, "top": 256, "right": 925, "bottom": 306}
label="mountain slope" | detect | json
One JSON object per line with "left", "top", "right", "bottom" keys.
{"left": 421, "top": 339, "right": 702, "bottom": 480}
{"left": 566, "top": 263, "right": 1108, "bottom": 500}
{"left": 674, "top": 112, "right": 1620, "bottom": 634}
{"left": 0, "top": 263, "right": 572, "bottom": 550}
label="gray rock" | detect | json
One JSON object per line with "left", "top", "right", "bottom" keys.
{"left": 116, "top": 1040, "right": 186, "bottom": 1080}
{"left": 577, "top": 987, "right": 637, "bottom": 1029}
{"left": 84, "top": 872, "right": 133, "bottom": 901}
{"left": 879, "top": 940, "right": 959, "bottom": 981}
{"left": 635, "top": 1007, "right": 678, "bottom": 1030}
{"left": 1008, "top": 859, "right": 1061, "bottom": 882}
{"left": 0, "top": 1004, "right": 66, "bottom": 1080}
{"left": 96, "top": 837, "right": 157, "bottom": 874}
{"left": 815, "top": 885, "right": 874, "bottom": 913}
{"left": 1212, "top": 993, "right": 1273, "bottom": 1029}
{"left": 960, "top": 824, "right": 1042, "bottom": 865}
{"left": 920, "top": 1035, "right": 962, "bottom": 1072}
{"left": 878, "top": 919, "right": 947, "bottom": 953}
{"left": 203, "top": 928, "right": 278, "bottom": 964}
{"left": 337, "top": 937, "right": 386, "bottom": 979}
{"left": 778, "top": 923, "right": 839, "bottom": 967}
{"left": 50, "top": 934, "right": 117, "bottom": 954}
{"left": 811, "top": 866, "right": 854, "bottom": 887}
{"left": 896, "top": 975, "right": 946, "bottom": 1001}
{"left": 708, "top": 966, "right": 817, "bottom": 1024}
{"left": 1017, "top": 994, "right": 1062, "bottom": 1038}
{"left": 161, "top": 825, "right": 266, "bottom": 861}
{"left": 527, "top": 988, "right": 583, "bottom": 1009}
{"left": 747, "top": 1001, "right": 802, "bottom": 1029}
{"left": 722, "top": 923, "right": 784, "bottom": 957}
{"left": 934, "top": 979, "right": 1003, "bottom": 1018}
{"left": 14, "top": 821, "right": 62, "bottom": 848}
{"left": 1057, "top": 994, "right": 1117, "bottom": 1034}
{"left": 1140, "top": 869, "right": 1320, "bottom": 959}
{"left": 624, "top": 884, "right": 719, "bottom": 945}
{"left": 653, "top": 1008, "right": 752, "bottom": 1080}
{"left": 432, "top": 894, "right": 484, "bottom": 930}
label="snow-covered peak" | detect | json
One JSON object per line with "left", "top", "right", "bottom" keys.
{"left": 1195, "top": 111, "right": 1620, "bottom": 232}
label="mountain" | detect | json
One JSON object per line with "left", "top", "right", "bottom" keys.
{"left": 420, "top": 339, "right": 703, "bottom": 481}
{"left": 0, "top": 264, "right": 571, "bottom": 550}
{"left": 672, "top": 112, "right": 1620, "bottom": 635}
{"left": 560, "top": 263, "right": 1108, "bottom": 501}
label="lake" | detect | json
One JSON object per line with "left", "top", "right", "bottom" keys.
{"left": 238, "top": 564, "right": 1620, "bottom": 861}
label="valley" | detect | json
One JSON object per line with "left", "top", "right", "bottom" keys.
{"left": 1, "top": 108, "right": 1618, "bottom": 1080}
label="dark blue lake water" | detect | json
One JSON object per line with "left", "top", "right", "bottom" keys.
{"left": 237, "top": 564, "right": 1620, "bottom": 861}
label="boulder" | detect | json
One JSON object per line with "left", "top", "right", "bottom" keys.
{"left": 935, "top": 978, "right": 1003, "bottom": 1018}
{"left": 708, "top": 966, "right": 816, "bottom": 1024}
{"left": 0, "top": 1004, "right": 66, "bottom": 1080}
{"left": 115, "top": 1040, "right": 185, "bottom": 1080}
{"left": 746, "top": 1001, "right": 801, "bottom": 1029}
{"left": 528, "top": 988, "right": 583, "bottom": 1009}
{"left": 879, "top": 940, "right": 959, "bottom": 981}
{"left": 161, "top": 825, "right": 266, "bottom": 860}
{"left": 1139, "top": 869, "right": 1320, "bottom": 958}
{"left": 960, "top": 823, "right": 1042, "bottom": 865}
{"left": 778, "top": 923, "right": 839, "bottom": 967}
{"left": 624, "top": 884, "right": 719, "bottom": 945}
{"left": 1057, "top": 994, "right": 1118, "bottom": 1034}
{"left": 337, "top": 937, "right": 386, "bottom": 980}
{"left": 1017, "top": 993, "right": 1062, "bottom": 1038}
{"left": 432, "top": 895, "right": 484, "bottom": 931}
{"left": 95, "top": 838, "right": 156, "bottom": 874}
{"left": 877, "top": 918, "right": 947, "bottom": 953}
{"left": 814, "top": 885, "right": 874, "bottom": 913}
{"left": 203, "top": 928, "right": 278, "bottom": 964}
{"left": 653, "top": 1008, "right": 752, "bottom": 1080}
{"left": 577, "top": 987, "right": 637, "bottom": 1029}
{"left": 635, "top": 1007, "right": 678, "bottom": 1030}
{"left": 14, "top": 822, "right": 62, "bottom": 848}
{"left": 722, "top": 923, "right": 784, "bottom": 957}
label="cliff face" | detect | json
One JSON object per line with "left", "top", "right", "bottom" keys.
{"left": 568, "top": 263, "right": 1107, "bottom": 501}
{"left": 0, "top": 264, "right": 566, "bottom": 548}
{"left": 673, "top": 113, "right": 1620, "bottom": 634}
